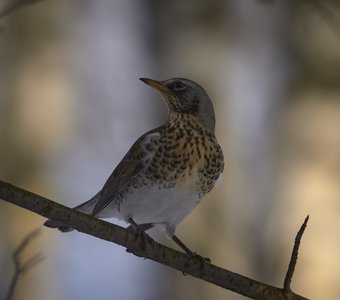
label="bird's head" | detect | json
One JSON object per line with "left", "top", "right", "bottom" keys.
{"left": 140, "top": 77, "right": 216, "bottom": 132}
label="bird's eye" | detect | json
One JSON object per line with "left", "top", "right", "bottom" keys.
{"left": 172, "top": 81, "right": 186, "bottom": 91}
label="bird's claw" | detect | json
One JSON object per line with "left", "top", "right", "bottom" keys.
{"left": 126, "top": 226, "right": 152, "bottom": 258}
{"left": 182, "top": 252, "right": 211, "bottom": 275}
{"left": 135, "top": 229, "right": 148, "bottom": 255}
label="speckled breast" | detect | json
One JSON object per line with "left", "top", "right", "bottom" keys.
{"left": 141, "top": 120, "right": 224, "bottom": 197}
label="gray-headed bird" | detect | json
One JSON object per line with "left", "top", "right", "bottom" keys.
{"left": 45, "top": 78, "right": 224, "bottom": 258}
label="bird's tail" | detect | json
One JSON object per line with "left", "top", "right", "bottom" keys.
{"left": 44, "top": 192, "right": 100, "bottom": 232}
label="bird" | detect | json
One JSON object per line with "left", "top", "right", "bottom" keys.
{"left": 44, "top": 77, "right": 224, "bottom": 258}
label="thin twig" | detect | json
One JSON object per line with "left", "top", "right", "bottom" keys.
{"left": 283, "top": 215, "right": 309, "bottom": 292}
{"left": 6, "top": 228, "right": 44, "bottom": 300}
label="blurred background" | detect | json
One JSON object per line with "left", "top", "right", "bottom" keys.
{"left": 1, "top": 0, "right": 340, "bottom": 299}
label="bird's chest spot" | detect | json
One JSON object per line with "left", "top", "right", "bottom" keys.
{"left": 144, "top": 129, "right": 224, "bottom": 195}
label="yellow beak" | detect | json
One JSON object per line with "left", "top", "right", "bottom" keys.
{"left": 140, "top": 78, "right": 167, "bottom": 92}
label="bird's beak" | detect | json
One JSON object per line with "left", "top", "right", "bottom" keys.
{"left": 140, "top": 78, "right": 167, "bottom": 92}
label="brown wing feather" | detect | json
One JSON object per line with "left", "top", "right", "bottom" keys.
{"left": 91, "top": 127, "right": 161, "bottom": 216}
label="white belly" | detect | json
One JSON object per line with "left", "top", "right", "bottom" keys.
{"left": 106, "top": 185, "right": 201, "bottom": 235}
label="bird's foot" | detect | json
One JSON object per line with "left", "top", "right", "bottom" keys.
{"left": 126, "top": 219, "right": 153, "bottom": 258}
{"left": 182, "top": 252, "right": 211, "bottom": 275}
{"left": 170, "top": 234, "right": 210, "bottom": 274}
{"left": 126, "top": 228, "right": 150, "bottom": 257}
{"left": 135, "top": 230, "right": 149, "bottom": 256}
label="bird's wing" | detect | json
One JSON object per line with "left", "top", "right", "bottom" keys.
{"left": 91, "top": 127, "right": 161, "bottom": 217}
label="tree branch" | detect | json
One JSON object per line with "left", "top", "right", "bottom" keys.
{"left": 0, "top": 180, "right": 308, "bottom": 300}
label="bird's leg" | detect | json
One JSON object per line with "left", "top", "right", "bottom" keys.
{"left": 171, "top": 234, "right": 211, "bottom": 272}
{"left": 127, "top": 221, "right": 154, "bottom": 232}
{"left": 127, "top": 218, "right": 153, "bottom": 256}
{"left": 171, "top": 235, "right": 194, "bottom": 255}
